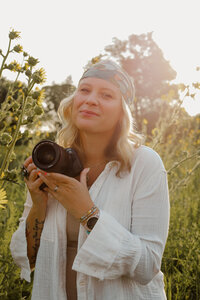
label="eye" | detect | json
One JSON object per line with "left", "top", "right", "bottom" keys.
{"left": 80, "top": 88, "right": 90, "bottom": 93}
{"left": 102, "top": 93, "right": 113, "bottom": 99}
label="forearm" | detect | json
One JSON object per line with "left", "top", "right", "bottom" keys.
{"left": 26, "top": 205, "right": 46, "bottom": 269}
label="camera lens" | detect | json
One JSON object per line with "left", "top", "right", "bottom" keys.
{"left": 36, "top": 144, "right": 56, "bottom": 165}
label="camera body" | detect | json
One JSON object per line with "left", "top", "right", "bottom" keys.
{"left": 32, "top": 139, "right": 83, "bottom": 189}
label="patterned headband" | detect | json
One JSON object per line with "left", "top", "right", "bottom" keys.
{"left": 80, "top": 60, "right": 135, "bottom": 106}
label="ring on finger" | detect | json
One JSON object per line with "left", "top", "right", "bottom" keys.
{"left": 21, "top": 165, "right": 29, "bottom": 179}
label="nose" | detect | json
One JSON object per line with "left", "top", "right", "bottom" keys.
{"left": 85, "top": 91, "right": 98, "bottom": 105}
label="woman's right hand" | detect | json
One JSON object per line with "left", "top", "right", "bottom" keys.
{"left": 23, "top": 156, "right": 48, "bottom": 208}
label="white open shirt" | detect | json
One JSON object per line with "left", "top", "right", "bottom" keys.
{"left": 10, "top": 146, "right": 169, "bottom": 300}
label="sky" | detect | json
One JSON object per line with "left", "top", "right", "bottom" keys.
{"left": 0, "top": 0, "right": 200, "bottom": 115}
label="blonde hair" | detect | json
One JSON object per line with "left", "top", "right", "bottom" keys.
{"left": 56, "top": 91, "right": 143, "bottom": 176}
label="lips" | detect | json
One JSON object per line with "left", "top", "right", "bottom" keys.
{"left": 80, "top": 109, "right": 99, "bottom": 116}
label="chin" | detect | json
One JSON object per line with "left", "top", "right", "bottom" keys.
{"left": 76, "top": 120, "right": 98, "bottom": 132}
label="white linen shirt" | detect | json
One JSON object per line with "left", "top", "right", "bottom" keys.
{"left": 10, "top": 145, "right": 170, "bottom": 300}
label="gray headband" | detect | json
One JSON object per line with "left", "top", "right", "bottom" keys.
{"left": 80, "top": 60, "right": 135, "bottom": 106}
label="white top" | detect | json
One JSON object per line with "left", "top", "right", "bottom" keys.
{"left": 10, "top": 145, "right": 170, "bottom": 300}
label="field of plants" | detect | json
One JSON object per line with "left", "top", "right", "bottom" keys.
{"left": 0, "top": 30, "right": 199, "bottom": 300}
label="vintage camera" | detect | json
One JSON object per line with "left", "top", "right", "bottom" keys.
{"left": 32, "top": 139, "right": 83, "bottom": 189}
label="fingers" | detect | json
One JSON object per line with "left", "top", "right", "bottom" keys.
{"left": 42, "top": 172, "right": 73, "bottom": 183}
{"left": 23, "top": 156, "right": 33, "bottom": 168}
{"left": 80, "top": 168, "right": 90, "bottom": 187}
{"left": 38, "top": 172, "right": 54, "bottom": 189}
{"left": 24, "top": 175, "right": 44, "bottom": 190}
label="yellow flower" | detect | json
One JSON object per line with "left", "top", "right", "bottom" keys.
{"left": 8, "top": 60, "right": 21, "bottom": 72}
{"left": 9, "top": 29, "right": 21, "bottom": 40}
{"left": 28, "top": 56, "right": 39, "bottom": 67}
{"left": 143, "top": 118, "right": 148, "bottom": 125}
{"left": 152, "top": 128, "right": 158, "bottom": 136}
{"left": 0, "top": 188, "right": 8, "bottom": 209}
{"left": 32, "top": 68, "right": 46, "bottom": 84}
{"left": 13, "top": 44, "right": 23, "bottom": 53}
{"left": 36, "top": 131, "right": 41, "bottom": 136}
{"left": 92, "top": 56, "right": 100, "bottom": 64}
{"left": 0, "top": 172, "right": 5, "bottom": 179}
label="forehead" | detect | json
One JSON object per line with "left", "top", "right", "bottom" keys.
{"left": 79, "top": 77, "right": 121, "bottom": 94}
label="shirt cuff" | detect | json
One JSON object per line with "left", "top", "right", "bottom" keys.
{"left": 72, "top": 209, "right": 141, "bottom": 280}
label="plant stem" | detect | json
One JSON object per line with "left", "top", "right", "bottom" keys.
{"left": 0, "top": 83, "right": 34, "bottom": 183}
{"left": 167, "top": 152, "right": 199, "bottom": 174}
{"left": 0, "top": 39, "right": 11, "bottom": 78}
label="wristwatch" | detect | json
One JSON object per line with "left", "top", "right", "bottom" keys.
{"left": 84, "top": 210, "right": 100, "bottom": 232}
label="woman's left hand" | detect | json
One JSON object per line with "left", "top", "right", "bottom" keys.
{"left": 38, "top": 168, "right": 94, "bottom": 220}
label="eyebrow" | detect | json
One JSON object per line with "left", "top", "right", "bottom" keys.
{"left": 78, "top": 83, "right": 117, "bottom": 94}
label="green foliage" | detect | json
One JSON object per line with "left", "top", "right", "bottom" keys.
{"left": 0, "top": 29, "right": 46, "bottom": 186}
{"left": 0, "top": 180, "right": 33, "bottom": 300}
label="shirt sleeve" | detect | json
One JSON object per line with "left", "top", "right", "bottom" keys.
{"left": 72, "top": 149, "right": 170, "bottom": 285}
{"left": 10, "top": 190, "right": 33, "bottom": 282}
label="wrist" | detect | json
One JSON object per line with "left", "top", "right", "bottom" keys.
{"left": 31, "top": 203, "right": 47, "bottom": 217}
{"left": 80, "top": 206, "right": 100, "bottom": 233}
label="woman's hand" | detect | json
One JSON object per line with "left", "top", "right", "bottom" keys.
{"left": 38, "top": 168, "right": 94, "bottom": 220}
{"left": 23, "top": 156, "right": 48, "bottom": 208}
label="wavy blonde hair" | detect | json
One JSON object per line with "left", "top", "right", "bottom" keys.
{"left": 56, "top": 91, "right": 143, "bottom": 176}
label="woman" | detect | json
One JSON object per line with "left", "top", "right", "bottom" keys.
{"left": 10, "top": 60, "right": 170, "bottom": 300}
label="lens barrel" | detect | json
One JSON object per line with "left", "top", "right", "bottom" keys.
{"left": 32, "top": 140, "right": 83, "bottom": 189}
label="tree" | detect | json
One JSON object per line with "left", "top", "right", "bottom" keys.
{"left": 103, "top": 32, "right": 180, "bottom": 130}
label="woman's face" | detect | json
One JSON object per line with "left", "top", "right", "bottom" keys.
{"left": 71, "top": 77, "right": 122, "bottom": 136}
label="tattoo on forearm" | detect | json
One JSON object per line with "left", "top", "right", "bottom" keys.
{"left": 26, "top": 218, "right": 45, "bottom": 266}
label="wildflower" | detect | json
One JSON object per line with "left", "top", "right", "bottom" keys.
{"left": 6, "top": 63, "right": 14, "bottom": 71}
{"left": 0, "top": 132, "right": 12, "bottom": 145}
{"left": 9, "top": 29, "right": 21, "bottom": 40}
{"left": 7, "top": 95, "right": 13, "bottom": 101}
{"left": 152, "top": 128, "right": 159, "bottom": 136}
{"left": 91, "top": 56, "right": 101, "bottom": 64}
{"left": 13, "top": 80, "right": 22, "bottom": 89}
{"left": 0, "top": 173, "right": 5, "bottom": 179}
{"left": 7, "top": 60, "right": 21, "bottom": 72}
{"left": 22, "top": 130, "right": 29, "bottom": 138}
{"left": 27, "top": 116, "right": 34, "bottom": 123}
{"left": 36, "top": 131, "right": 41, "bottom": 136}
{"left": 32, "top": 68, "right": 46, "bottom": 84}
{"left": 28, "top": 56, "right": 39, "bottom": 67}
{"left": 32, "top": 90, "right": 41, "bottom": 100}
{"left": 23, "top": 62, "right": 29, "bottom": 71}
{"left": 0, "top": 188, "right": 8, "bottom": 209}
{"left": 34, "top": 105, "right": 44, "bottom": 115}
{"left": 23, "top": 51, "right": 28, "bottom": 57}
{"left": 25, "top": 69, "right": 32, "bottom": 78}
{"left": 13, "top": 44, "right": 23, "bottom": 53}
{"left": 32, "top": 88, "right": 45, "bottom": 105}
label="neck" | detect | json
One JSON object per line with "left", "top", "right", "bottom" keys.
{"left": 79, "top": 131, "right": 111, "bottom": 165}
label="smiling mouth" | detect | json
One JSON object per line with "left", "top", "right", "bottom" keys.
{"left": 80, "top": 110, "right": 99, "bottom": 116}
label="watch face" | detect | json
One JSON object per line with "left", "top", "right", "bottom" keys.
{"left": 87, "top": 217, "right": 98, "bottom": 230}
